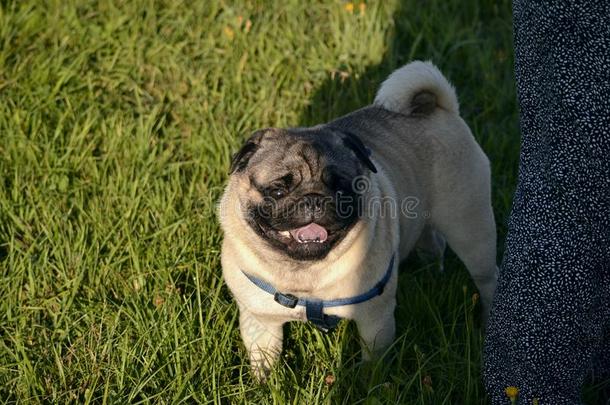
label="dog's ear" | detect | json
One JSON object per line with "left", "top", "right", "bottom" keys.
{"left": 340, "top": 130, "right": 377, "bottom": 173}
{"left": 230, "top": 139, "right": 258, "bottom": 174}
{"left": 229, "top": 129, "right": 273, "bottom": 174}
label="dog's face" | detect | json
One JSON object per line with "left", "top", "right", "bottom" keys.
{"left": 229, "top": 127, "right": 376, "bottom": 261}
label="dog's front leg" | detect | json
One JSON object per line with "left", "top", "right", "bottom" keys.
{"left": 239, "top": 309, "right": 283, "bottom": 381}
{"left": 354, "top": 300, "right": 396, "bottom": 361}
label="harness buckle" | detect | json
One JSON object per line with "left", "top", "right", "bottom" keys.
{"left": 274, "top": 292, "right": 298, "bottom": 308}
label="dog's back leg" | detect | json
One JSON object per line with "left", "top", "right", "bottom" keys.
{"left": 431, "top": 198, "right": 498, "bottom": 321}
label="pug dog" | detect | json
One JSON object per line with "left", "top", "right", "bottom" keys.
{"left": 218, "top": 61, "right": 498, "bottom": 380}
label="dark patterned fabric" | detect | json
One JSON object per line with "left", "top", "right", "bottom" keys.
{"left": 483, "top": 1, "right": 610, "bottom": 404}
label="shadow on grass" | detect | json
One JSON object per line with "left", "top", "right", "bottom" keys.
{"left": 285, "top": 1, "right": 610, "bottom": 404}
{"left": 286, "top": 1, "right": 516, "bottom": 403}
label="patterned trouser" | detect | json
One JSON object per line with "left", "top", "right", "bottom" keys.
{"left": 483, "top": 1, "right": 610, "bottom": 404}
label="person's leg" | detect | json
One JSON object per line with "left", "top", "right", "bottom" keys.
{"left": 484, "top": 1, "right": 610, "bottom": 404}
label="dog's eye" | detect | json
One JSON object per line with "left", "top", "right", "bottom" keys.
{"left": 267, "top": 188, "right": 285, "bottom": 199}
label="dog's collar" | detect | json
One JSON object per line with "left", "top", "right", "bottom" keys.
{"left": 240, "top": 254, "right": 395, "bottom": 332}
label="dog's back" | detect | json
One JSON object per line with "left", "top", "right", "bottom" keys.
{"left": 327, "top": 63, "right": 496, "bottom": 307}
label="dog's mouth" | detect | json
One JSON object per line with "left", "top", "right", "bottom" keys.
{"left": 250, "top": 218, "right": 353, "bottom": 261}
{"left": 271, "top": 222, "right": 336, "bottom": 248}
{"left": 279, "top": 223, "right": 328, "bottom": 244}
{"left": 272, "top": 222, "right": 343, "bottom": 260}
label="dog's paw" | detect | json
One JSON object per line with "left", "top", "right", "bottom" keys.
{"left": 250, "top": 363, "right": 271, "bottom": 383}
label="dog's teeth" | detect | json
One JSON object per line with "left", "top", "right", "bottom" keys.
{"left": 279, "top": 231, "right": 290, "bottom": 238}
{"left": 293, "top": 235, "right": 325, "bottom": 244}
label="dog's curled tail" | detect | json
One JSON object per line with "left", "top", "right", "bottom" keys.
{"left": 374, "top": 61, "right": 459, "bottom": 116}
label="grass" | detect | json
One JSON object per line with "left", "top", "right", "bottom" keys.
{"left": 0, "top": 1, "right": 605, "bottom": 403}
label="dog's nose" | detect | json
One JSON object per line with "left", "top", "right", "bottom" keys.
{"left": 303, "top": 193, "right": 326, "bottom": 212}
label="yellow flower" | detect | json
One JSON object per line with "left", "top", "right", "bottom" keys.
{"left": 359, "top": 2, "right": 366, "bottom": 14}
{"left": 344, "top": 2, "right": 354, "bottom": 13}
{"left": 223, "top": 26, "right": 234, "bottom": 40}
{"left": 505, "top": 386, "right": 519, "bottom": 399}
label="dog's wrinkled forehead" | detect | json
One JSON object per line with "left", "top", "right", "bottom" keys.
{"left": 251, "top": 131, "right": 329, "bottom": 183}
{"left": 230, "top": 126, "right": 377, "bottom": 184}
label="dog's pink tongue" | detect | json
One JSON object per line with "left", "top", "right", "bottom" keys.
{"left": 289, "top": 223, "right": 328, "bottom": 242}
